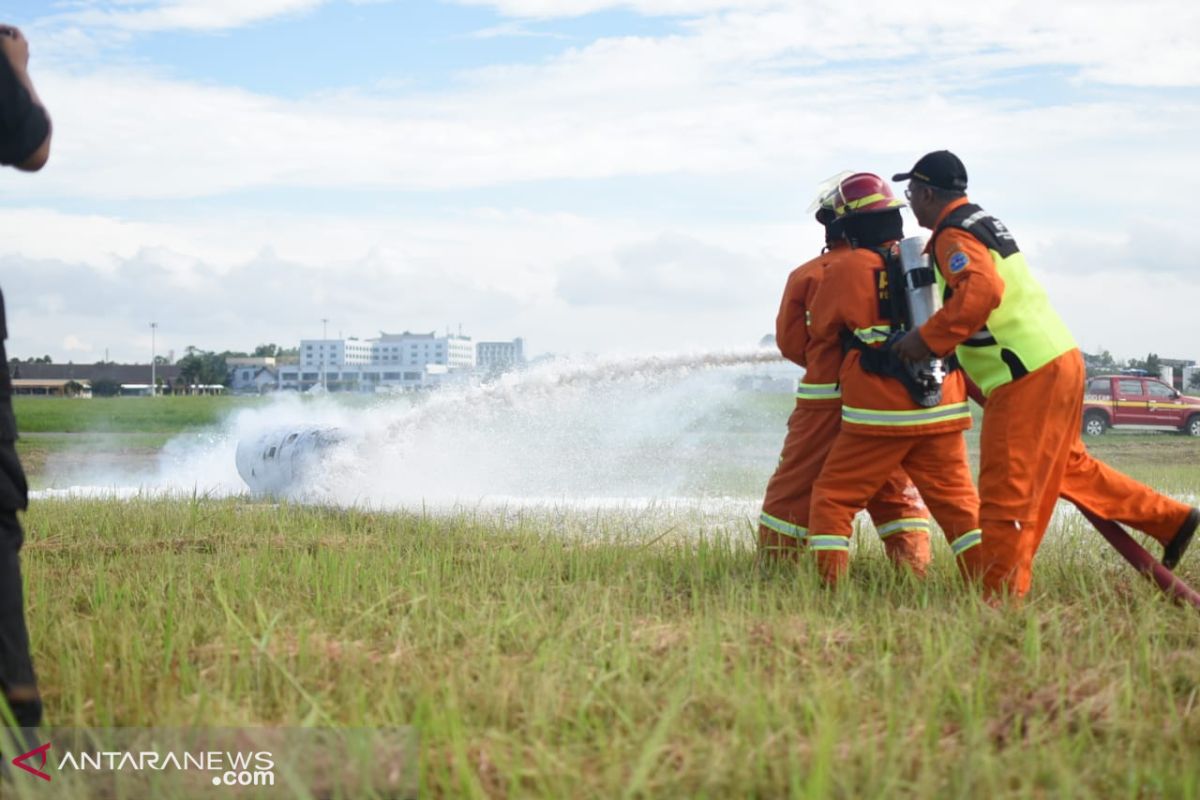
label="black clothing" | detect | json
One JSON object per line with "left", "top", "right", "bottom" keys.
{"left": 0, "top": 290, "right": 17, "bottom": 449}
{"left": 841, "top": 209, "right": 904, "bottom": 249}
{"left": 0, "top": 46, "right": 43, "bottom": 727}
{"left": 0, "top": 293, "right": 35, "bottom": 709}
{"left": 0, "top": 55, "right": 48, "bottom": 167}
{"left": 0, "top": 510, "right": 35, "bottom": 690}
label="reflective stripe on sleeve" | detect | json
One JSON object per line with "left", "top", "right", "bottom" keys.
{"left": 876, "top": 517, "right": 931, "bottom": 539}
{"left": 795, "top": 383, "right": 841, "bottom": 401}
{"left": 842, "top": 402, "right": 972, "bottom": 427}
{"left": 962, "top": 327, "right": 997, "bottom": 347}
{"left": 950, "top": 529, "right": 982, "bottom": 556}
{"left": 853, "top": 326, "right": 892, "bottom": 346}
{"left": 807, "top": 535, "right": 850, "bottom": 552}
{"left": 759, "top": 512, "right": 807, "bottom": 540}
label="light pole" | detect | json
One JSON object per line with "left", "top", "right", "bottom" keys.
{"left": 150, "top": 322, "right": 158, "bottom": 396}
{"left": 321, "top": 318, "right": 329, "bottom": 391}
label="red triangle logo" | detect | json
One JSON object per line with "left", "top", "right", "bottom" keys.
{"left": 12, "top": 741, "right": 52, "bottom": 781}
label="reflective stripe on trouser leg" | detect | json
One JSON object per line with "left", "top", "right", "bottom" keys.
{"left": 811, "top": 535, "right": 851, "bottom": 584}
{"left": 808, "top": 535, "right": 850, "bottom": 552}
{"left": 950, "top": 529, "right": 982, "bottom": 557}
{"left": 759, "top": 512, "right": 807, "bottom": 541}
{"left": 876, "top": 517, "right": 930, "bottom": 539}
{"left": 949, "top": 528, "right": 985, "bottom": 583}
{"left": 876, "top": 517, "right": 933, "bottom": 575}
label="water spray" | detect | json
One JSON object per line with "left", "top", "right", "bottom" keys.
{"left": 235, "top": 348, "right": 785, "bottom": 497}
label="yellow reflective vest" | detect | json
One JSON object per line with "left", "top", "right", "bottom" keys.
{"left": 932, "top": 204, "right": 1076, "bottom": 395}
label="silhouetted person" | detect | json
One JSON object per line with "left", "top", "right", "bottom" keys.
{"left": 0, "top": 22, "right": 52, "bottom": 730}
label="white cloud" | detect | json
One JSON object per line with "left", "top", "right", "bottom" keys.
{"left": 56, "top": 0, "right": 330, "bottom": 33}
{"left": 62, "top": 334, "right": 94, "bottom": 353}
{"left": 465, "top": 21, "right": 570, "bottom": 40}
{"left": 451, "top": 0, "right": 776, "bottom": 18}
{"left": 459, "top": 0, "right": 1200, "bottom": 87}
{"left": 0, "top": 204, "right": 798, "bottom": 361}
{"left": 4, "top": 0, "right": 1199, "bottom": 364}
{"left": 1042, "top": 270, "right": 1200, "bottom": 359}
{"left": 0, "top": 209, "right": 236, "bottom": 271}
{"left": 4, "top": 199, "right": 1195, "bottom": 365}
{"left": 557, "top": 234, "right": 776, "bottom": 310}
{"left": 22, "top": 55, "right": 1197, "bottom": 209}
{"left": 14, "top": 0, "right": 1194, "bottom": 209}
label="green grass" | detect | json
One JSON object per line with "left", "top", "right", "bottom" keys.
{"left": 6, "top": 392, "right": 1200, "bottom": 797}
{"left": 14, "top": 498, "right": 1200, "bottom": 798}
{"left": 12, "top": 396, "right": 264, "bottom": 433}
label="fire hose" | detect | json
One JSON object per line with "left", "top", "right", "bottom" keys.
{"left": 964, "top": 380, "right": 1200, "bottom": 610}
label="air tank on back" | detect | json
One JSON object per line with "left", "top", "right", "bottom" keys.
{"left": 897, "top": 236, "right": 942, "bottom": 328}
{"left": 896, "top": 235, "right": 948, "bottom": 406}
{"left": 236, "top": 426, "right": 348, "bottom": 497}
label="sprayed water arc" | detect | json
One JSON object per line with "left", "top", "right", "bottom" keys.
{"left": 33, "top": 348, "right": 792, "bottom": 515}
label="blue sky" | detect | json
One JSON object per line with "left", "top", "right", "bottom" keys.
{"left": 32, "top": 1, "right": 676, "bottom": 96}
{"left": 1, "top": 0, "right": 1198, "bottom": 363}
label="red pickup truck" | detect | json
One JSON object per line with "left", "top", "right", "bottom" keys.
{"left": 1083, "top": 375, "right": 1200, "bottom": 436}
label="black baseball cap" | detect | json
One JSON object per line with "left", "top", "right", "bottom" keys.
{"left": 892, "top": 150, "right": 968, "bottom": 191}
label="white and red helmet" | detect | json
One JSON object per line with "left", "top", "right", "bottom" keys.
{"left": 831, "top": 172, "right": 905, "bottom": 218}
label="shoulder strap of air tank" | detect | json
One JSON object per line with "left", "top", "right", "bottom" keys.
{"left": 870, "top": 245, "right": 908, "bottom": 333}
{"left": 929, "top": 203, "right": 984, "bottom": 257}
{"left": 931, "top": 203, "right": 1020, "bottom": 258}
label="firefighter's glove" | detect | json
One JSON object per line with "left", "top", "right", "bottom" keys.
{"left": 892, "top": 329, "right": 932, "bottom": 363}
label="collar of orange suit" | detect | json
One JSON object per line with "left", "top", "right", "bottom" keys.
{"left": 922, "top": 195, "right": 971, "bottom": 253}
{"left": 932, "top": 195, "right": 971, "bottom": 230}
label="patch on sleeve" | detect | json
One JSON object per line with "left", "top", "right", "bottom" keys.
{"left": 948, "top": 251, "right": 970, "bottom": 273}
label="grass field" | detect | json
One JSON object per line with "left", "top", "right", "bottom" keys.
{"left": 11, "top": 395, "right": 266, "bottom": 433}
{"left": 7, "top": 395, "right": 1200, "bottom": 797}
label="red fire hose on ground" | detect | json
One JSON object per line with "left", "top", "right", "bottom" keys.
{"left": 1075, "top": 506, "right": 1200, "bottom": 610}
{"left": 964, "top": 381, "right": 1200, "bottom": 611}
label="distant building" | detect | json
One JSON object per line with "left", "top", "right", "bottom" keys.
{"left": 227, "top": 357, "right": 276, "bottom": 369}
{"left": 476, "top": 338, "right": 525, "bottom": 374}
{"left": 277, "top": 362, "right": 452, "bottom": 392}
{"left": 121, "top": 383, "right": 225, "bottom": 396}
{"left": 300, "top": 332, "right": 474, "bottom": 372}
{"left": 1161, "top": 358, "right": 1197, "bottom": 391}
{"left": 1184, "top": 365, "right": 1200, "bottom": 392}
{"left": 227, "top": 357, "right": 279, "bottom": 394}
{"left": 8, "top": 362, "right": 182, "bottom": 387}
{"left": 288, "top": 330, "right": 476, "bottom": 391}
{"left": 10, "top": 379, "right": 91, "bottom": 398}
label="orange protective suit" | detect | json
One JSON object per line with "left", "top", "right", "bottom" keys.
{"left": 759, "top": 242, "right": 932, "bottom": 573}
{"left": 806, "top": 243, "right": 982, "bottom": 584}
{"left": 921, "top": 197, "right": 1195, "bottom": 599}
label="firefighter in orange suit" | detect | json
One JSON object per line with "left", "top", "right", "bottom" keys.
{"left": 806, "top": 173, "right": 984, "bottom": 584}
{"left": 892, "top": 150, "right": 1199, "bottom": 599}
{"left": 760, "top": 186, "right": 932, "bottom": 574}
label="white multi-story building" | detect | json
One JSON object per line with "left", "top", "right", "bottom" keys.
{"left": 286, "top": 331, "right": 476, "bottom": 391}
{"left": 476, "top": 338, "right": 525, "bottom": 373}
{"left": 300, "top": 332, "right": 474, "bottom": 371}
{"left": 300, "top": 338, "right": 372, "bottom": 369}
{"left": 374, "top": 331, "right": 476, "bottom": 370}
